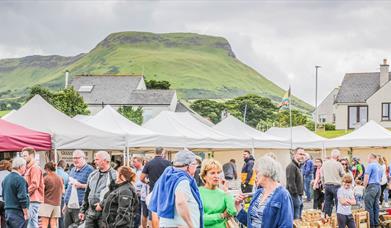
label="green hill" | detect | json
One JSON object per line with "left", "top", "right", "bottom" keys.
{"left": 0, "top": 31, "right": 312, "bottom": 111}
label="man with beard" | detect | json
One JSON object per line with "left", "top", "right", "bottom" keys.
{"left": 241, "top": 150, "right": 255, "bottom": 193}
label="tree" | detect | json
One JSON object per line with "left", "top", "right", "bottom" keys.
{"left": 224, "top": 94, "right": 278, "bottom": 128}
{"left": 52, "top": 87, "right": 90, "bottom": 117}
{"left": 190, "top": 100, "right": 225, "bottom": 124}
{"left": 28, "top": 85, "right": 55, "bottom": 103}
{"left": 277, "top": 109, "right": 309, "bottom": 127}
{"left": 118, "top": 106, "right": 143, "bottom": 125}
{"left": 26, "top": 85, "right": 90, "bottom": 117}
{"left": 145, "top": 80, "right": 171, "bottom": 89}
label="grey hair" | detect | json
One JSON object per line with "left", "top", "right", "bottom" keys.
{"left": 255, "top": 155, "right": 282, "bottom": 182}
{"left": 95, "top": 151, "right": 111, "bottom": 162}
{"left": 12, "top": 157, "right": 27, "bottom": 170}
{"left": 73, "top": 150, "right": 86, "bottom": 158}
{"left": 331, "top": 149, "right": 340, "bottom": 159}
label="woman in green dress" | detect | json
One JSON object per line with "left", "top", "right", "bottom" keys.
{"left": 199, "top": 159, "right": 237, "bottom": 228}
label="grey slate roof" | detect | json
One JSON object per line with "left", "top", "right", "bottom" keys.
{"left": 334, "top": 72, "right": 389, "bottom": 103}
{"left": 128, "top": 90, "right": 176, "bottom": 105}
{"left": 70, "top": 75, "right": 176, "bottom": 105}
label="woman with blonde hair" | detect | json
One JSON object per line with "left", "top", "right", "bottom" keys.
{"left": 199, "top": 159, "right": 237, "bottom": 228}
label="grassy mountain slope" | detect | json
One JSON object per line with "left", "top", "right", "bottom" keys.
{"left": 0, "top": 32, "right": 312, "bottom": 111}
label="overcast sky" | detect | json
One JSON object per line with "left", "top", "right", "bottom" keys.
{"left": 2, "top": 1, "right": 391, "bottom": 104}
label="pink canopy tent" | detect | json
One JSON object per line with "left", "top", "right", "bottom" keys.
{"left": 0, "top": 119, "right": 52, "bottom": 152}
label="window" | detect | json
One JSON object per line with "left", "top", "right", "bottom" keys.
{"left": 78, "top": 85, "right": 94, "bottom": 92}
{"left": 348, "top": 106, "right": 368, "bottom": 129}
{"left": 382, "top": 103, "right": 391, "bottom": 121}
{"left": 319, "top": 114, "right": 326, "bottom": 123}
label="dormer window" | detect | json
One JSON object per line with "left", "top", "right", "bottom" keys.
{"left": 78, "top": 85, "right": 94, "bottom": 92}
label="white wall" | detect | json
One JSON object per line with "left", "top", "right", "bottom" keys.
{"left": 335, "top": 104, "right": 348, "bottom": 130}
{"left": 367, "top": 81, "right": 391, "bottom": 128}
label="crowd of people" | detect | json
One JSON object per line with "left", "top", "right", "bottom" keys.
{"left": 292, "top": 148, "right": 390, "bottom": 228}
{"left": 0, "top": 146, "right": 389, "bottom": 228}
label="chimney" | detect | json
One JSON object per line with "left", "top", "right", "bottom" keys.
{"left": 65, "top": 70, "right": 69, "bottom": 89}
{"left": 380, "top": 59, "right": 389, "bottom": 87}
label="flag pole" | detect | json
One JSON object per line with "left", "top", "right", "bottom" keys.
{"left": 289, "top": 85, "right": 293, "bottom": 152}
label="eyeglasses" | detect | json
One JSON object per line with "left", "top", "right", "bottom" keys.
{"left": 72, "top": 156, "right": 84, "bottom": 160}
{"left": 341, "top": 163, "right": 348, "bottom": 166}
{"left": 189, "top": 162, "right": 198, "bottom": 166}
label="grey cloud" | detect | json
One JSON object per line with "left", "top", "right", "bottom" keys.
{"left": 1, "top": 1, "right": 391, "bottom": 103}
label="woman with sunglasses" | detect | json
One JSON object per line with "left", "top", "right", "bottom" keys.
{"left": 340, "top": 159, "right": 354, "bottom": 188}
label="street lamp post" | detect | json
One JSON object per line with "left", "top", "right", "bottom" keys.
{"left": 315, "top": 65, "right": 321, "bottom": 132}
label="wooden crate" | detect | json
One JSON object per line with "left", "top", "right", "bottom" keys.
{"left": 380, "top": 214, "right": 391, "bottom": 228}
{"left": 354, "top": 211, "right": 370, "bottom": 228}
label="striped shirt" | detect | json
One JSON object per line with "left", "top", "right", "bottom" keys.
{"left": 249, "top": 190, "right": 275, "bottom": 227}
{"left": 64, "top": 164, "right": 94, "bottom": 206}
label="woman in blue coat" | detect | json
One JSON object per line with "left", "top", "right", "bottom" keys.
{"left": 235, "top": 155, "right": 293, "bottom": 228}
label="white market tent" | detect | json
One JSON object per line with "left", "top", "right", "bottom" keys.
{"left": 213, "top": 115, "right": 289, "bottom": 148}
{"left": 325, "top": 120, "right": 391, "bottom": 148}
{"left": 143, "top": 111, "right": 251, "bottom": 149}
{"left": 266, "top": 126, "right": 327, "bottom": 149}
{"left": 76, "top": 105, "right": 188, "bottom": 148}
{"left": 73, "top": 114, "right": 93, "bottom": 122}
{"left": 5, "top": 95, "right": 126, "bottom": 150}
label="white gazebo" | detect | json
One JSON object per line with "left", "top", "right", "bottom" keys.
{"left": 214, "top": 115, "right": 289, "bottom": 149}
{"left": 143, "top": 111, "right": 251, "bottom": 149}
{"left": 266, "top": 126, "right": 327, "bottom": 149}
{"left": 5, "top": 95, "right": 126, "bottom": 161}
{"left": 325, "top": 120, "right": 391, "bottom": 148}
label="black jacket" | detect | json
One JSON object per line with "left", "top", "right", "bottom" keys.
{"left": 241, "top": 155, "right": 255, "bottom": 185}
{"left": 102, "top": 182, "right": 139, "bottom": 228}
{"left": 286, "top": 159, "right": 304, "bottom": 197}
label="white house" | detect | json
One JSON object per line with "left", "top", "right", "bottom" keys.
{"left": 70, "top": 75, "right": 178, "bottom": 122}
{"left": 332, "top": 59, "right": 391, "bottom": 130}
{"left": 313, "top": 87, "right": 339, "bottom": 124}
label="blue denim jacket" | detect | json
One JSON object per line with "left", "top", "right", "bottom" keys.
{"left": 236, "top": 186, "right": 293, "bottom": 228}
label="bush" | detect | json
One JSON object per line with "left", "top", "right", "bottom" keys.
{"left": 325, "top": 123, "right": 336, "bottom": 131}
{"left": 305, "top": 121, "right": 315, "bottom": 131}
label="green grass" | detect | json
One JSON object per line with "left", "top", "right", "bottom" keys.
{"left": 0, "top": 110, "right": 10, "bottom": 118}
{"left": 0, "top": 31, "right": 313, "bottom": 112}
{"left": 316, "top": 129, "right": 353, "bottom": 138}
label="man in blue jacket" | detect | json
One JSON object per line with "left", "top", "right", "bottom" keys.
{"left": 302, "top": 153, "right": 314, "bottom": 202}
{"left": 2, "top": 157, "right": 29, "bottom": 228}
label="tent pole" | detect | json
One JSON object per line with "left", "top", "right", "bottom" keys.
{"left": 123, "top": 147, "right": 127, "bottom": 166}
{"left": 54, "top": 148, "right": 58, "bottom": 164}
{"left": 127, "top": 147, "right": 130, "bottom": 166}
{"left": 251, "top": 138, "right": 255, "bottom": 155}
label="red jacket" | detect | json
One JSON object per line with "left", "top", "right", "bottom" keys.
{"left": 24, "top": 163, "right": 44, "bottom": 202}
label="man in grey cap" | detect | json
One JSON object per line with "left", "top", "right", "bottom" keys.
{"left": 149, "top": 150, "right": 204, "bottom": 228}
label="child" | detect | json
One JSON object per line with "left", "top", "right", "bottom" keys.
{"left": 337, "top": 174, "right": 356, "bottom": 228}
{"left": 354, "top": 180, "right": 365, "bottom": 207}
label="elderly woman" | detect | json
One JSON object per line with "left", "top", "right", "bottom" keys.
{"left": 235, "top": 155, "right": 293, "bottom": 228}
{"left": 199, "top": 159, "right": 236, "bottom": 228}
